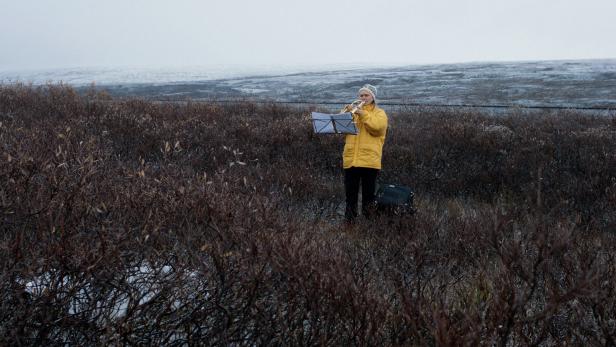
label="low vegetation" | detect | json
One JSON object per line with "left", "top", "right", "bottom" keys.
{"left": 1, "top": 84, "right": 616, "bottom": 345}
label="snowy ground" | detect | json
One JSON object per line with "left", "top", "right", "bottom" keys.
{"left": 2, "top": 59, "right": 615, "bottom": 108}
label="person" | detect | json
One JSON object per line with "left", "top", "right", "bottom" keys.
{"left": 341, "top": 84, "right": 388, "bottom": 222}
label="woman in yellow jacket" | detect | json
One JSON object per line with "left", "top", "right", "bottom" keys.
{"left": 342, "top": 84, "right": 388, "bottom": 222}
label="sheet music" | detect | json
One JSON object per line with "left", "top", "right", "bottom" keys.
{"left": 311, "top": 112, "right": 357, "bottom": 134}
{"left": 311, "top": 112, "right": 336, "bottom": 133}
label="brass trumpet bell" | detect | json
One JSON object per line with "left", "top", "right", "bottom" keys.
{"left": 341, "top": 100, "right": 365, "bottom": 114}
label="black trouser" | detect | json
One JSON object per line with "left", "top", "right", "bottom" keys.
{"left": 344, "top": 167, "right": 379, "bottom": 221}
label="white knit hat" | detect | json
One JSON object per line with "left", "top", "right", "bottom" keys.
{"left": 359, "top": 84, "right": 377, "bottom": 102}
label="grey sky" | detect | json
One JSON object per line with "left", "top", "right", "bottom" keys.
{"left": 1, "top": 0, "right": 615, "bottom": 71}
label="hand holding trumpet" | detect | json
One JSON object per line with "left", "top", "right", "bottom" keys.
{"left": 342, "top": 100, "right": 366, "bottom": 116}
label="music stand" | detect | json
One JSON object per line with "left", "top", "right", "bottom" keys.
{"left": 311, "top": 112, "right": 358, "bottom": 135}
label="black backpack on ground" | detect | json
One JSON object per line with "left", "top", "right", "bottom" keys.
{"left": 374, "top": 183, "right": 415, "bottom": 215}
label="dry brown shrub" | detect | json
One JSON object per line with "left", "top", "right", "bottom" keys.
{"left": 1, "top": 84, "right": 616, "bottom": 345}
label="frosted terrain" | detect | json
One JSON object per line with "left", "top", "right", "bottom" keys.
{"left": 2, "top": 60, "right": 615, "bottom": 108}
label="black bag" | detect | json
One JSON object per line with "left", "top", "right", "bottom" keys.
{"left": 374, "top": 183, "right": 415, "bottom": 215}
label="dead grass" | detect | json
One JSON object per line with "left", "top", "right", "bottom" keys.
{"left": 1, "top": 83, "right": 616, "bottom": 345}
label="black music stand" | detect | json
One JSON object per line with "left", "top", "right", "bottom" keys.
{"left": 311, "top": 112, "right": 358, "bottom": 134}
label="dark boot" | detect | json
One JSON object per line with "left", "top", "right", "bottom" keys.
{"left": 362, "top": 200, "right": 378, "bottom": 220}
{"left": 345, "top": 205, "right": 358, "bottom": 223}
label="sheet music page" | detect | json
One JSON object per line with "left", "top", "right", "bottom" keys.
{"left": 311, "top": 112, "right": 335, "bottom": 133}
{"left": 311, "top": 112, "right": 357, "bottom": 134}
{"left": 332, "top": 113, "right": 357, "bottom": 134}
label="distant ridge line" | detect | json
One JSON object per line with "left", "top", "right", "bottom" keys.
{"left": 150, "top": 99, "right": 616, "bottom": 111}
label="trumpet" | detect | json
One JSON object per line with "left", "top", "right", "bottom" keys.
{"left": 341, "top": 100, "right": 365, "bottom": 114}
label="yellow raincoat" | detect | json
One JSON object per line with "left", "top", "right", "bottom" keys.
{"left": 342, "top": 103, "right": 388, "bottom": 169}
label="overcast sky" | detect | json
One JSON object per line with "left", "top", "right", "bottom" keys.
{"left": 1, "top": 0, "right": 615, "bottom": 71}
